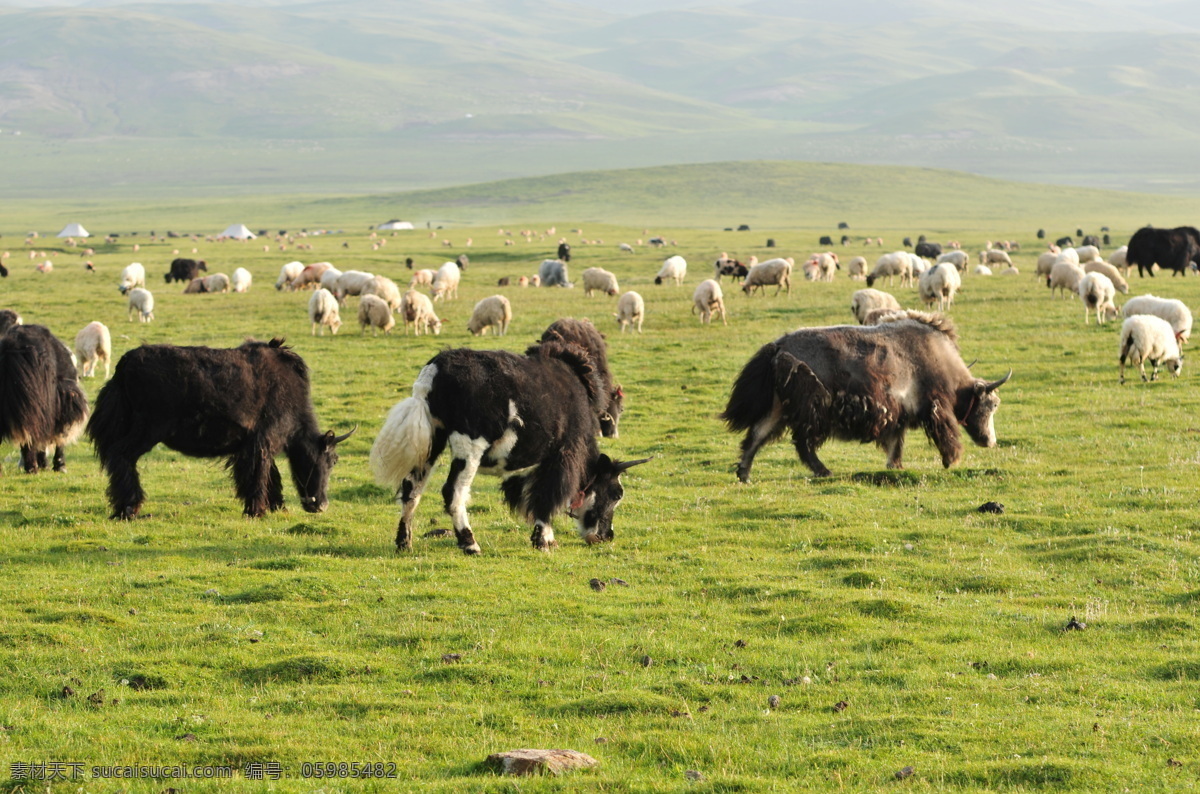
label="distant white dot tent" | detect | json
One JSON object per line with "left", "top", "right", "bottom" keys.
{"left": 219, "top": 224, "right": 256, "bottom": 240}
{"left": 57, "top": 223, "right": 90, "bottom": 238}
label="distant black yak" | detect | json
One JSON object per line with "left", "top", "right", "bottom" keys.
{"left": 87, "top": 338, "right": 354, "bottom": 519}
{"left": 0, "top": 310, "right": 89, "bottom": 472}
{"left": 164, "top": 257, "right": 207, "bottom": 283}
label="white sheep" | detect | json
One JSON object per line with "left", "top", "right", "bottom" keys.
{"left": 431, "top": 262, "right": 462, "bottom": 301}
{"left": 581, "top": 267, "right": 619, "bottom": 297}
{"left": 1075, "top": 245, "right": 1102, "bottom": 263}
{"left": 127, "top": 288, "right": 154, "bottom": 323}
{"left": 1078, "top": 272, "right": 1119, "bottom": 324}
{"left": 334, "top": 270, "right": 376, "bottom": 303}
{"left": 655, "top": 255, "right": 687, "bottom": 285}
{"left": 276, "top": 261, "right": 303, "bottom": 291}
{"left": 1056, "top": 247, "right": 1081, "bottom": 265}
{"left": 742, "top": 257, "right": 793, "bottom": 296}
{"left": 466, "top": 295, "right": 512, "bottom": 336}
{"left": 918, "top": 262, "right": 961, "bottom": 312}
{"left": 618, "top": 243, "right": 634, "bottom": 253}
{"left": 319, "top": 266, "right": 344, "bottom": 293}
{"left": 692, "top": 279, "right": 727, "bottom": 325}
{"left": 979, "top": 249, "right": 1013, "bottom": 266}
{"left": 538, "top": 259, "right": 572, "bottom": 288}
{"left": 866, "top": 251, "right": 912, "bottom": 288}
{"left": 409, "top": 268, "right": 436, "bottom": 288}
{"left": 850, "top": 288, "right": 901, "bottom": 324}
{"left": 806, "top": 252, "right": 838, "bottom": 282}
{"left": 358, "top": 293, "right": 395, "bottom": 335}
{"left": 118, "top": 262, "right": 145, "bottom": 294}
{"left": 999, "top": 266, "right": 1020, "bottom": 276}
{"left": 614, "top": 291, "right": 645, "bottom": 333}
{"left": 1035, "top": 251, "right": 1060, "bottom": 278}
{"left": 937, "top": 250, "right": 970, "bottom": 271}
{"left": 203, "top": 273, "right": 230, "bottom": 293}
{"left": 361, "top": 275, "right": 403, "bottom": 310}
{"left": 74, "top": 321, "right": 112, "bottom": 379}
{"left": 973, "top": 264, "right": 993, "bottom": 276}
{"left": 1119, "top": 315, "right": 1183, "bottom": 383}
{"left": 1121, "top": 294, "right": 1193, "bottom": 344}
{"left": 401, "top": 289, "right": 442, "bottom": 335}
{"left": 289, "top": 262, "right": 331, "bottom": 291}
{"left": 1109, "top": 245, "right": 1129, "bottom": 275}
{"left": 1082, "top": 261, "right": 1129, "bottom": 294}
{"left": 907, "top": 253, "right": 929, "bottom": 277}
{"left": 846, "top": 256, "right": 868, "bottom": 280}
{"left": 309, "top": 288, "right": 342, "bottom": 336}
{"left": 231, "top": 267, "right": 252, "bottom": 293}
{"left": 1047, "top": 260, "right": 1085, "bottom": 298}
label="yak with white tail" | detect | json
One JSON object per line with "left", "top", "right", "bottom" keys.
{"left": 370, "top": 341, "right": 649, "bottom": 555}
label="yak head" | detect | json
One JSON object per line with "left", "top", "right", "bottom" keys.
{"left": 599, "top": 385, "right": 625, "bottom": 439}
{"left": 572, "top": 454, "right": 651, "bottom": 544}
{"left": 962, "top": 371, "right": 1011, "bottom": 448}
{"left": 291, "top": 426, "right": 356, "bottom": 512}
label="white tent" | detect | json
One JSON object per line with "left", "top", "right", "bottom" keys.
{"left": 220, "top": 224, "right": 256, "bottom": 240}
{"left": 377, "top": 220, "right": 414, "bottom": 231}
{"left": 57, "top": 222, "right": 90, "bottom": 238}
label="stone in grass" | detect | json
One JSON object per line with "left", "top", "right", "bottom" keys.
{"left": 589, "top": 578, "right": 607, "bottom": 592}
{"left": 486, "top": 749, "right": 598, "bottom": 777}
{"left": 895, "top": 765, "right": 915, "bottom": 779}
{"left": 978, "top": 501, "right": 1005, "bottom": 514}
{"left": 685, "top": 770, "right": 705, "bottom": 781}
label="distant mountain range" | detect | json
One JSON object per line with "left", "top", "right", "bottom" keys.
{"left": 1, "top": 0, "right": 1198, "bottom": 198}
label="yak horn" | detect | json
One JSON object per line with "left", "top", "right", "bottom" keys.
{"left": 965, "top": 358, "right": 978, "bottom": 370}
{"left": 615, "top": 456, "right": 654, "bottom": 473}
{"left": 332, "top": 425, "right": 359, "bottom": 444}
{"left": 983, "top": 370, "right": 1012, "bottom": 392}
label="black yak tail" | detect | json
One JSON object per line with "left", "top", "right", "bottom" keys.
{"left": 721, "top": 342, "right": 780, "bottom": 432}
{"left": 0, "top": 330, "right": 56, "bottom": 447}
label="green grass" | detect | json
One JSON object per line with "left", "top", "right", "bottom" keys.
{"left": 1, "top": 207, "right": 1200, "bottom": 791}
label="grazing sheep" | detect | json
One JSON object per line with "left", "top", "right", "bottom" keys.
{"left": 846, "top": 256, "right": 868, "bottom": 280}
{"left": 409, "top": 268, "right": 436, "bottom": 288}
{"left": 1057, "top": 247, "right": 1081, "bottom": 265}
{"left": 127, "top": 288, "right": 154, "bottom": 323}
{"left": 538, "top": 259, "right": 571, "bottom": 288}
{"left": 742, "top": 257, "right": 793, "bottom": 296}
{"left": 1109, "top": 245, "right": 1129, "bottom": 275}
{"left": 74, "top": 321, "right": 112, "bottom": 379}
{"left": 918, "top": 262, "right": 962, "bottom": 312}
{"left": 1121, "top": 294, "right": 1193, "bottom": 344}
{"left": 1076, "top": 245, "right": 1102, "bottom": 263}
{"left": 319, "top": 266, "right": 344, "bottom": 293}
{"left": 618, "top": 243, "right": 634, "bottom": 253}
{"left": 1082, "top": 261, "right": 1129, "bottom": 294}
{"left": 1047, "top": 260, "right": 1086, "bottom": 298}
{"left": 118, "top": 263, "right": 145, "bottom": 294}
{"left": 999, "top": 266, "right": 1020, "bottom": 275}
{"left": 431, "top": 262, "right": 462, "bottom": 301}
{"left": 866, "top": 252, "right": 913, "bottom": 288}
{"left": 183, "top": 277, "right": 208, "bottom": 294}
{"left": 614, "top": 291, "right": 645, "bottom": 333}
{"left": 276, "top": 261, "right": 304, "bottom": 290}
{"left": 288, "top": 262, "right": 332, "bottom": 291}
{"left": 231, "top": 268, "right": 252, "bottom": 293}
{"left": 530, "top": 274, "right": 542, "bottom": 287}
{"left": 692, "top": 279, "right": 727, "bottom": 325}
{"left": 358, "top": 293, "right": 395, "bottom": 336}
{"left": 466, "top": 295, "right": 512, "bottom": 336}
{"left": 1078, "top": 272, "right": 1119, "bottom": 324}
{"left": 973, "top": 264, "right": 993, "bottom": 276}
{"left": 517, "top": 276, "right": 529, "bottom": 287}
{"left": 361, "top": 275, "right": 403, "bottom": 310}
{"left": 1036, "top": 251, "right": 1060, "bottom": 278}
{"left": 1119, "top": 315, "right": 1183, "bottom": 383}
{"left": 582, "top": 267, "right": 620, "bottom": 297}
{"left": 850, "top": 288, "right": 902, "bottom": 324}
{"left": 309, "top": 288, "right": 342, "bottom": 336}
{"left": 714, "top": 253, "right": 751, "bottom": 281}
{"left": 655, "top": 255, "right": 687, "bottom": 286}
{"left": 334, "top": 270, "right": 375, "bottom": 303}
{"left": 203, "top": 273, "right": 231, "bottom": 293}
{"left": 806, "top": 252, "right": 839, "bottom": 282}
{"left": 937, "top": 250, "right": 970, "bottom": 271}
{"left": 907, "top": 253, "right": 929, "bottom": 276}
{"left": 401, "top": 289, "right": 442, "bottom": 335}
{"left": 979, "top": 249, "right": 1013, "bottom": 266}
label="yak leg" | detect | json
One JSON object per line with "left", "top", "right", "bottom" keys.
{"left": 105, "top": 452, "right": 148, "bottom": 519}
{"left": 395, "top": 430, "right": 445, "bottom": 551}
{"left": 499, "top": 471, "right": 558, "bottom": 549}
{"left": 882, "top": 432, "right": 905, "bottom": 469}
{"left": 924, "top": 399, "right": 963, "bottom": 468}
{"left": 790, "top": 428, "right": 832, "bottom": 478}
{"left": 231, "top": 436, "right": 275, "bottom": 517}
{"left": 20, "top": 445, "right": 41, "bottom": 474}
{"left": 266, "top": 462, "right": 285, "bottom": 511}
{"left": 52, "top": 445, "right": 67, "bottom": 473}
{"left": 443, "top": 435, "right": 487, "bottom": 555}
{"left": 736, "top": 406, "right": 785, "bottom": 483}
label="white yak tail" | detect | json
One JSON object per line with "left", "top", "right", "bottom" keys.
{"left": 370, "top": 364, "right": 437, "bottom": 491}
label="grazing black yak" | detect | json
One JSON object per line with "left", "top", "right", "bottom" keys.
{"left": 1126, "top": 226, "right": 1200, "bottom": 277}
{"left": 370, "top": 340, "right": 648, "bottom": 554}
{"left": 164, "top": 257, "right": 207, "bottom": 283}
{"left": 0, "top": 310, "right": 89, "bottom": 472}
{"left": 87, "top": 338, "right": 354, "bottom": 519}
{"left": 539, "top": 318, "right": 624, "bottom": 438}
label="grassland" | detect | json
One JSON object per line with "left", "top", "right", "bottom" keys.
{"left": 1, "top": 198, "right": 1200, "bottom": 792}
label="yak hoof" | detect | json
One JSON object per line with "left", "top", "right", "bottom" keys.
{"left": 533, "top": 539, "right": 557, "bottom": 552}
{"left": 736, "top": 467, "right": 751, "bottom": 483}
{"left": 112, "top": 506, "right": 141, "bottom": 521}
{"left": 460, "top": 543, "right": 482, "bottom": 555}
{"left": 582, "top": 534, "right": 601, "bottom": 546}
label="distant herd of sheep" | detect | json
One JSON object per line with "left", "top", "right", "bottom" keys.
{"left": 65, "top": 235, "right": 1188, "bottom": 387}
